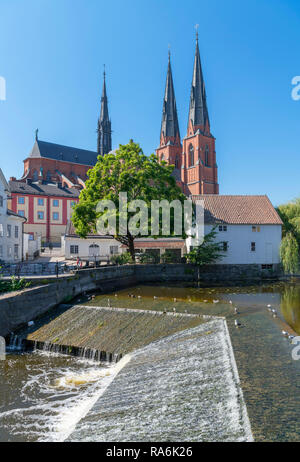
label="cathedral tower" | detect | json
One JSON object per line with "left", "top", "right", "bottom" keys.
{"left": 156, "top": 51, "right": 182, "bottom": 185}
{"left": 181, "top": 32, "right": 219, "bottom": 195}
{"left": 97, "top": 69, "right": 112, "bottom": 156}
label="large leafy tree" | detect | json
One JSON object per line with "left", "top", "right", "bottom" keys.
{"left": 186, "top": 227, "right": 224, "bottom": 266}
{"left": 72, "top": 140, "right": 186, "bottom": 261}
{"left": 280, "top": 232, "right": 299, "bottom": 274}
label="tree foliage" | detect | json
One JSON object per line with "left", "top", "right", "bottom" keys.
{"left": 280, "top": 232, "right": 299, "bottom": 274}
{"left": 186, "top": 227, "right": 224, "bottom": 266}
{"left": 72, "top": 140, "right": 186, "bottom": 261}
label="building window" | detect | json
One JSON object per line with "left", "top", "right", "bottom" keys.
{"left": 219, "top": 225, "right": 227, "bottom": 232}
{"left": 189, "top": 145, "right": 194, "bottom": 167}
{"left": 161, "top": 153, "right": 164, "bottom": 162}
{"left": 14, "top": 226, "right": 18, "bottom": 239}
{"left": 175, "top": 155, "right": 179, "bottom": 169}
{"left": 37, "top": 211, "right": 44, "bottom": 220}
{"left": 33, "top": 170, "right": 38, "bottom": 181}
{"left": 18, "top": 197, "right": 25, "bottom": 204}
{"left": 110, "top": 245, "right": 119, "bottom": 255}
{"left": 0, "top": 196, "right": 3, "bottom": 207}
{"left": 53, "top": 199, "right": 59, "bottom": 207}
{"left": 70, "top": 245, "right": 79, "bottom": 254}
{"left": 18, "top": 210, "right": 25, "bottom": 217}
{"left": 0, "top": 245, "right": 2, "bottom": 257}
{"left": 222, "top": 241, "right": 228, "bottom": 252}
{"left": 0, "top": 224, "right": 3, "bottom": 237}
{"left": 71, "top": 201, "right": 76, "bottom": 207}
{"left": 46, "top": 171, "right": 51, "bottom": 182}
{"left": 205, "top": 145, "right": 209, "bottom": 166}
{"left": 251, "top": 242, "right": 256, "bottom": 252}
{"left": 14, "top": 244, "right": 19, "bottom": 259}
{"left": 7, "top": 225, "right": 11, "bottom": 238}
{"left": 262, "top": 264, "right": 273, "bottom": 270}
{"left": 38, "top": 198, "right": 44, "bottom": 206}
{"left": 7, "top": 246, "right": 12, "bottom": 258}
{"left": 53, "top": 212, "right": 59, "bottom": 220}
{"left": 252, "top": 226, "right": 261, "bottom": 232}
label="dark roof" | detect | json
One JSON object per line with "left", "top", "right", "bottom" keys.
{"left": 160, "top": 53, "right": 180, "bottom": 140}
{"left": 9, "top": 180, "right": 80, "bottom": 198}
{"left": 188, "top": 36, "right": 210, "bottom": 129}
{"left": 28, "top": 140, "right": 98, "bottom": 166}
{"left": 7, "top": 209, "right": 26, "bottom": 220}
{"left": 191, "top": 195, "right": 283, "bottom": 225}
{"left": 65, "top": 221, "right": 114, "bottom": 238}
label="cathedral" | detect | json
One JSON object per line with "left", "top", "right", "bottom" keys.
{"left": 156, "top": 33, "right": 219, "bottom": 196}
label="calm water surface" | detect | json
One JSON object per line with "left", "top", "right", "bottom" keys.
{"left": 1, "top": 280, "right": 300, "bottom": 442}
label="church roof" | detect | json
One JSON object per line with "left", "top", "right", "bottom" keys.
{"left": 9, "top": 180, "right": 80, "bottom": 198}
{"left": 28, "top": 140, "right": 98, "bottom": 166}
{"left": 160, "top": 52, "right": 180, "bottom": 140}
{"left": 191, "top": 195, "right": 283, "bottom": 225}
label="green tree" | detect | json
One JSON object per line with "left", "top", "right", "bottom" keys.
{"left": 72, "top": 140, "right": 186, "bottom": 261}
{"left": 186, "top": 227, "right": 224, "bottom": 266}
{"left": 280, "top": 232, "right": 299, "bottom": 274}
{"left": 277, "top": 198, "right": 300, "bottom": 243}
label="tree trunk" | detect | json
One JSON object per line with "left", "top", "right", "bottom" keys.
{"left": 127, "top": 234, "right": 136, "bottom": 262}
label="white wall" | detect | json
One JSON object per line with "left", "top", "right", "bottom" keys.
{"left": 64, "top": 236, "right": 122, "bottom": 259}
{"left": 186, "top": 224, "right": 282, "bottom": 265}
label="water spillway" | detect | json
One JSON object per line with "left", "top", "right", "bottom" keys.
{"left": 23, "top": 304, "right": 206, "bottom": 360}
{"left": 67, "top": 318, "right": 253, "bottom": 442}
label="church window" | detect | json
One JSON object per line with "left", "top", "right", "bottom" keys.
{"left": 175, "top": 155, "right": 179, "bottom": 169}
{"left": 205, "top": 145, "right": 209, "bottom": 166}
{"left": 33, "top": 170, "right": 38, "bottom": 181}
{"left": 189, "top": 145, "right": 194, "bottom": 167}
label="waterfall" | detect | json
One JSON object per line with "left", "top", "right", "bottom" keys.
{"left": 7, "top": 334, "right": 24, "bottom": 351}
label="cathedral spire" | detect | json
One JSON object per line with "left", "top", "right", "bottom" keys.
{"left": 97, "top": 67, "right": 112, "bottom": 155}
{"left": 160, "top": 50, "right": 180, "bottom": 145}
{"left": 188, "top": 32, "right": 210, "bottom": 132}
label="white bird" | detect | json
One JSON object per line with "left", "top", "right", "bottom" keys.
{"left": 173, "top": 307, "right": 176, "bottom": 312}
{"left": 229, "top": 300, "right": 233, "bottom": 305}
{"left": 271, "top": 309, "right": 277, "bottom": 315}
{"left": 115, "top": 294, "right": 118, "bottom": 297}
{"left": 108, "top": 299, "right": 111, "bottom": 307}
{"left": 289, "top": 335, "right": 295, "bottom": 341}
{"left": 203, "top": 300, "right": 208, "bottom": 303}
{"left": 282, "top": 330, "right": 289, "bottom": 337}
{"left": 184, "top": 309, "right": 188, "bottom": 313}
{"left": 267, "top": 304, "right": 272, "bottom": 308}
{"left": 234, "top": 319, "right": 242, "bottom": 328}
{"left": 154, "top": 296, "right": 158, "bottom": 300}
{"left": 267, "top": 307, "right": 272, "bottom": 312}
{"left": 234, "top": 307, "right": 239, "bottom": 314}
{"left": 213, "top": 300, "right": 219, "bottom": 304}
{"left": 173, "top": 298, "right": 177, "bottom": 302}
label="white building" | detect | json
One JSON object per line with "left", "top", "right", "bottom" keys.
{"left": 187, "top": 195, "right": 282, "bottom": 266}
{"left": 62, "top": 221, "right": 122, "bottom": 261}
{"left": 0, "top": 168, "right": 26, "bottom": 263}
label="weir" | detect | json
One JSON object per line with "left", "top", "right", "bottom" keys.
{"left": 17, "top": 304, "right": 208, "bottom": 361}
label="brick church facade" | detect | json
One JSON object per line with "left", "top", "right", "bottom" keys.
{"left": 156, "top": 34, "right": 219, "bottom": 196}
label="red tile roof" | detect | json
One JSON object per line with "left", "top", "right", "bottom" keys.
{"left": 191, "top": 195, "right": 283, "bottom": 225}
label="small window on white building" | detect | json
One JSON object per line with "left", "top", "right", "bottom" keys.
{"left": 70, "top": 245, "right": 79, "bottom": 254}
{"left": 7, "top": 246, "right": 12, "bottom": 258}
{"left": 7, "top": 225, "right": 11, "bottom": 238}
{"left": 37, "top": 211, "right": 44, "bottom": 220}
{"left": 0, "top": 196, "right": 3, "bottom": 207}
{"left": 14, "top": 226, "right": 18, "bottom": 238}
{"left": 110, "top": 245, "right": 118, "bottom": 255}
{"left": 0, "top": 224, "right": 3, "bottom": 237}
{"left": 219, "top": 225, "right": 227, "bottom": 232}
{"left": 222, "top": 241, "right": 228, "bottom": 252}
{"left": 14, "top": 244, "right": 19, "bottom": 259}
{"left": 252, "top": 226, "right": 261, "bottom": 232}
{"left": 251, "top": 242, "right": 256, "bottom": 252}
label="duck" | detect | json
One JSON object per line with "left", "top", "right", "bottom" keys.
{"left": 138, "top": 295, "right": 141, "bottom": 299}
{"left": 271, "top": 308, "right": 277, "bottom": 315}
{"left": 229, "top": 300, "right": 233, "bottom": 305}
{"left": 213, "top": 300, "right": 219, "bottom": 304}
{"left": 173, "top": 307, "right": 177, "bottom": 313}
{"left": 154, "top": 296, "right": 158, "bottom": 300}
{"left": 234, "top": 307, "right": 239, "bottom": 314}
{"left": 234, "top": 319, "right": 242, "bottom": 328}
{"left": 289, "top": 335, "right": 295, "bottom": 341}
{"left": 282, "top": 330, "right": 289, "bottom": 337}
{"left": 173, "top": 298, "right": 177, "bottom": 302}
{"left": 115, "top": 294, "right": 118, "bottom": 297}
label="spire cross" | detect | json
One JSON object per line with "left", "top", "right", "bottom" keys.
{"left": 168, "top": 43, "right": 171, "bottom": 61}
{"left": 103, "top": 64, "right": 106, "bottom": 79}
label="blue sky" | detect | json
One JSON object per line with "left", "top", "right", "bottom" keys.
{"left": 0, "top": 0, "right": 299, "bottom": 206}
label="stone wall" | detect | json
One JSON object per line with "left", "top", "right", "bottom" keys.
{"left": 0, "top": 263, "right": 281, "bottom": 337}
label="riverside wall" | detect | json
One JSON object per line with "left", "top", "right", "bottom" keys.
{"left": 0, "top": 263, "right": 281, "bottom": 337}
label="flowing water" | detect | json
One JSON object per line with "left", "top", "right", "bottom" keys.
{"left": 0, "top": 280, "right": 300, "bottom": 442}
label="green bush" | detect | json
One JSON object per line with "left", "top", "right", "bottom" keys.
{"left": 110, "top": 252, "right": 132, "bottom": 265}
